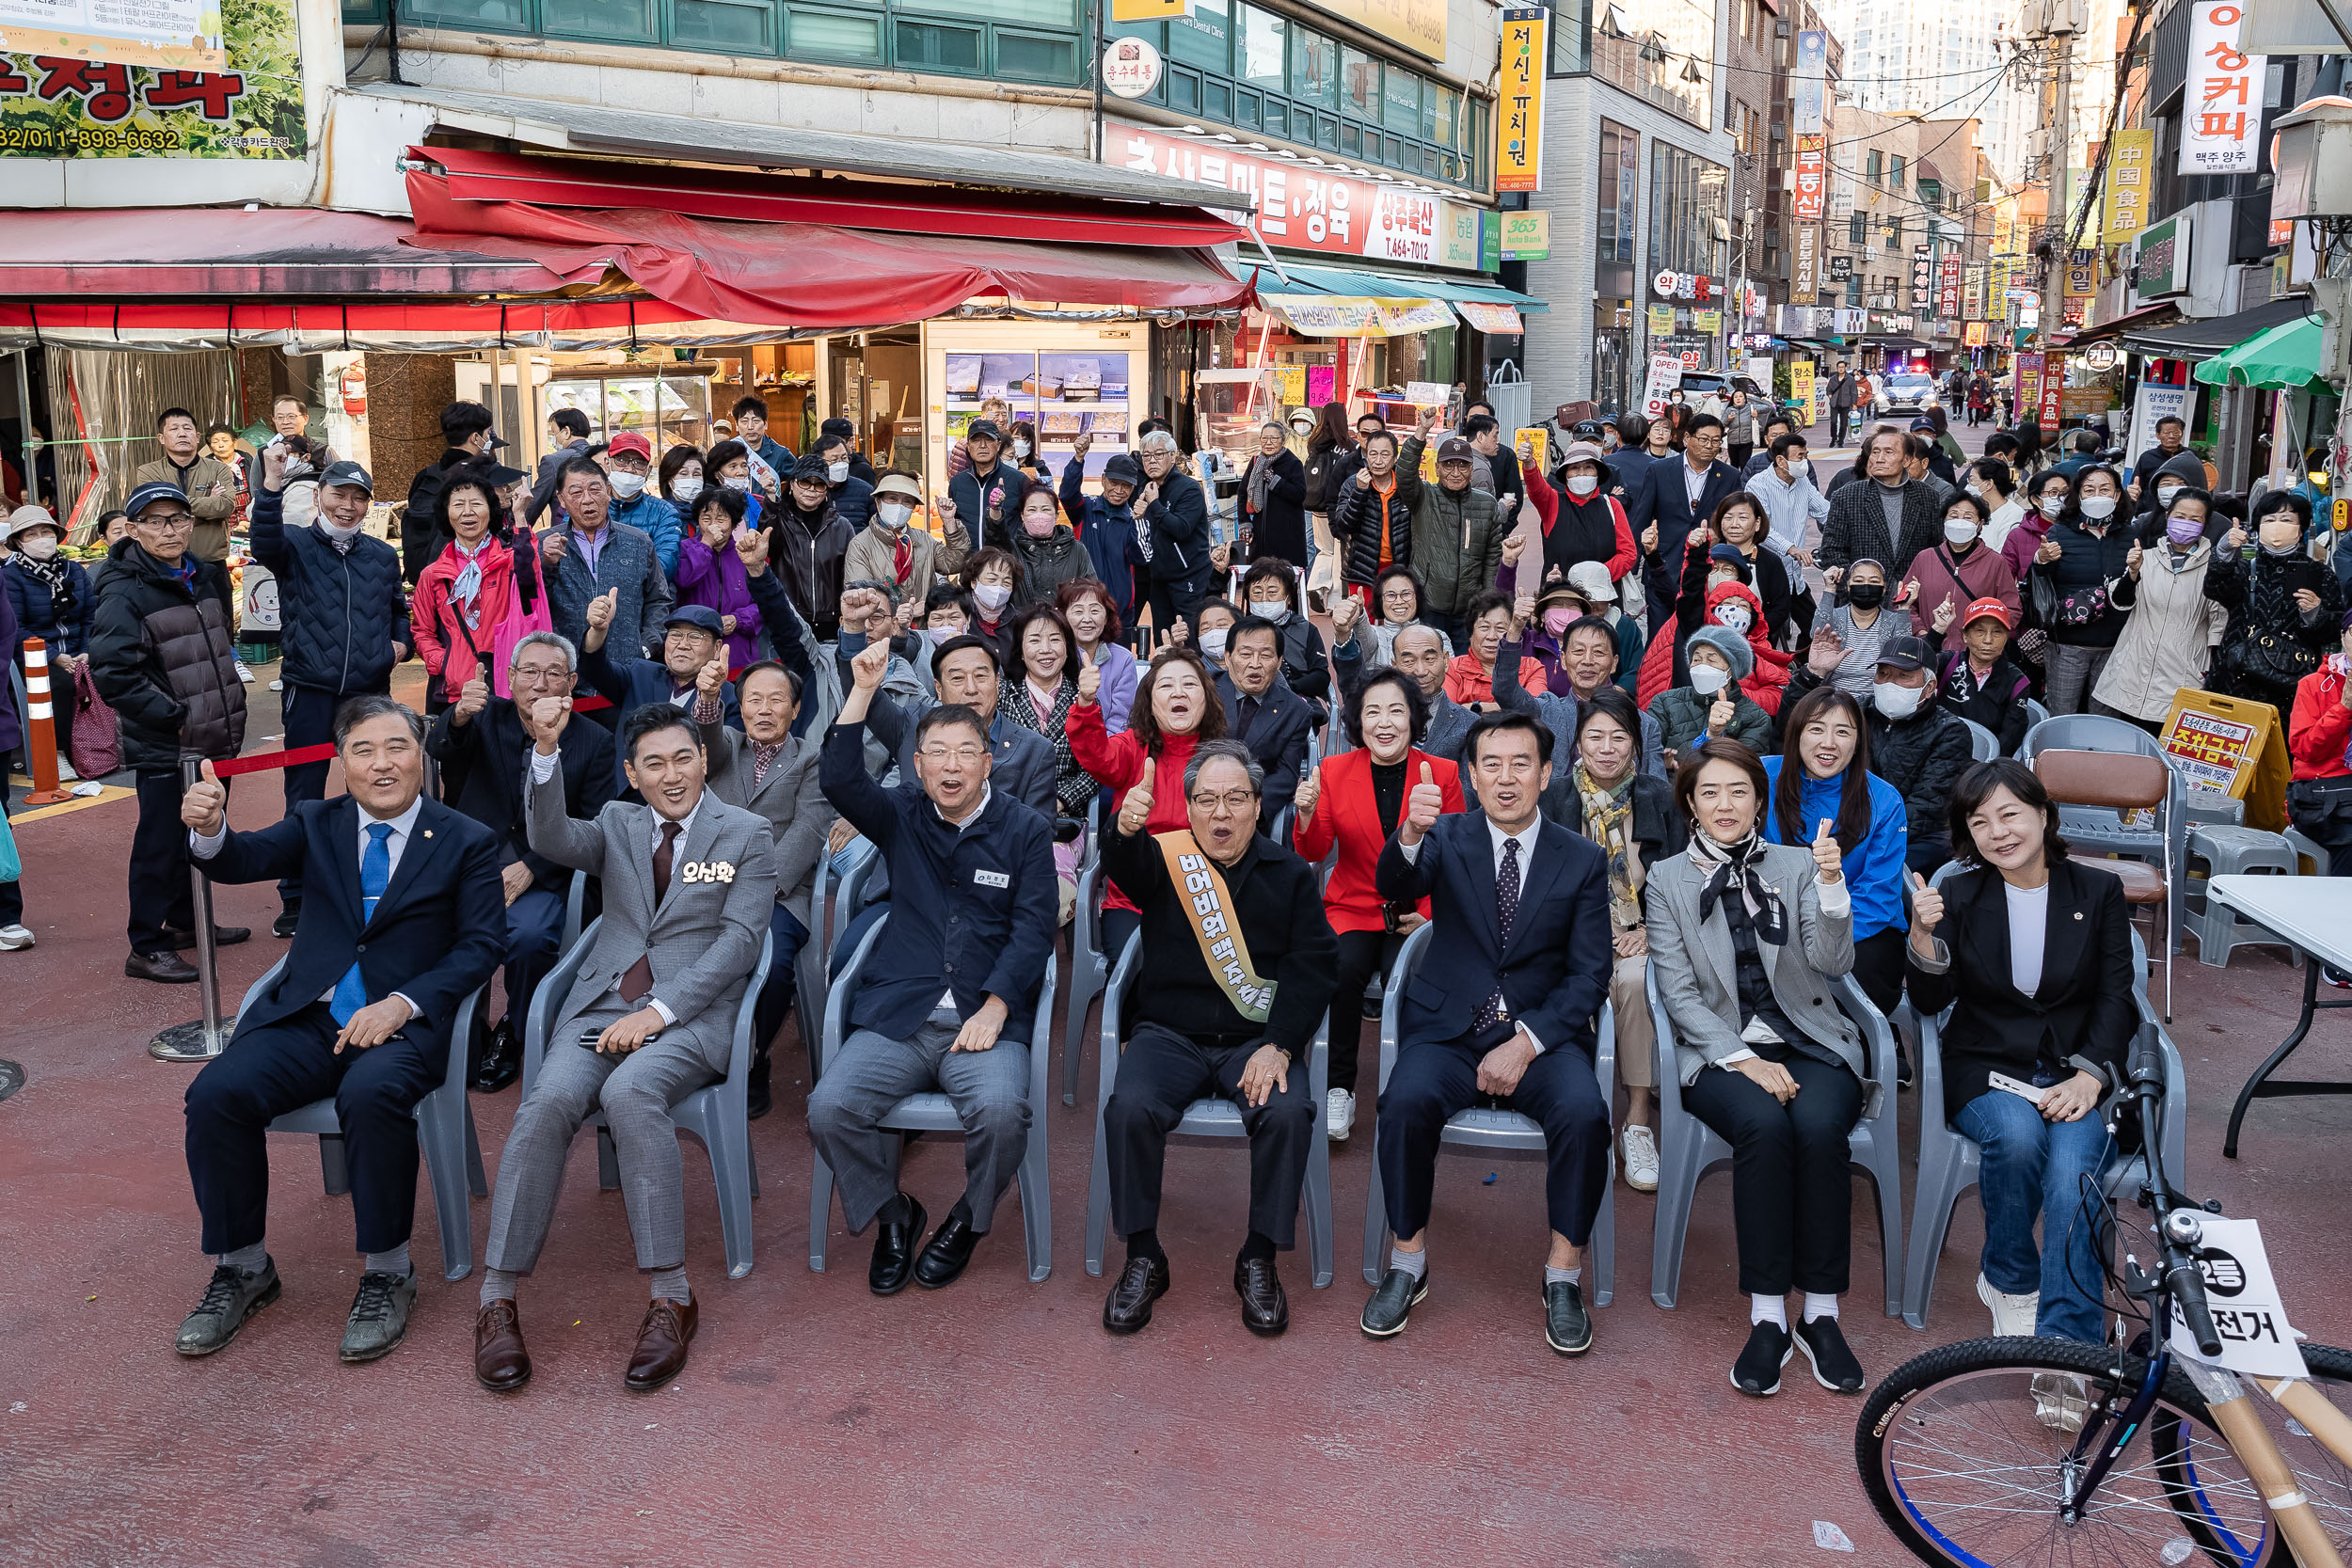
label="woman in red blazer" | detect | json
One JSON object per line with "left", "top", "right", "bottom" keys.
{"left": 1292, "top": 665, "right": 1466, "bottom": 1143}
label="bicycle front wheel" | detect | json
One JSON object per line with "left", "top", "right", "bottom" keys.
{"left": 1857, "top": 1337, "right": 2281, "bottom": 1568}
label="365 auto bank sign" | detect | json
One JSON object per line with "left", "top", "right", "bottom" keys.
{"left": 1111, "top": 122, "right": 1479, "bottom": 267}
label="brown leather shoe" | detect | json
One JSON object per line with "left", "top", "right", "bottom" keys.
{"left": 473, "top": 1300, "right": 532, "bottom": 1391}
{"left": 624, "top": 1295, "right": 696, "bottom": 1390}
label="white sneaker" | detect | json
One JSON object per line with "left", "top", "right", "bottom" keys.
{"left": 235, "top": 659, "right": 255, "bottom": 684}
{"left": 1326, "top": 1087, "right": 1356, "bottom": 1142}
{"left": 1620, "top": 1123, "right": 1660, "bottom": 1192}
{"left": 56, "top": 757, "right": 76, "bottom": 780}
{"left": 0, "top": 925, "right": 34, "bottom": 950}
{"left": 267, "top": 679, "right": 282, "bottom": 693}
{"left": 1978, "top": 1273, "right": 2040, "bottom": 1337}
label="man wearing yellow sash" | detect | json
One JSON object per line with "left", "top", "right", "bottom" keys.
{"left": 1098, "top": 740, "right": 1338, "bottom": 1338}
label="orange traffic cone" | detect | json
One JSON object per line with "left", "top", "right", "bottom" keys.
{"left": 20, "top": 637, "right": 71, "bottom": 805}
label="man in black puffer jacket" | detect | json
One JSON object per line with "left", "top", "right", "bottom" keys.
{"left": 1865, "top": 635, "right": 1975, "bottom": 872}
{"left": 250, "top": 452, "right": 411, "bottom": 936}
{"left": 89, "top": 482, "right": 251, "bottom": 982}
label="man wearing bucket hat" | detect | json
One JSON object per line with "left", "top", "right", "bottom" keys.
{"left": 250, "top": 452, "right": 411, "bottom": 940}
{"left": 90, "top": 481, "right": 251, "bottom": 980}
{"left": 844, "top": 469, "right": 969, "bottom": 608}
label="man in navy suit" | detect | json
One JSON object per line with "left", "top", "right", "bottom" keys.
{"left": 1362, "top": 710, "right": 1613, "bottom": 1355}
{"left": 175, "top": 694, "right": 505, "bottom": 1363}
{"left": 1215, "top": 615, "right": 1311, "bottom": 826}
{"left": 1625, "top": 413, "right": 1742, "bottom": 634}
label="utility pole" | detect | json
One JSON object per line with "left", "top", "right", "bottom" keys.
{"left": 1732, "top": 198, "right": 1756, "bottom": 383}
{"left": 2037, "top": 0, "right": 2075, "bottom": 359}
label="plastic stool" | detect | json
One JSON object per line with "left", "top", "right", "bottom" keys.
{"left": 2181, "top": 786, "right": 2246, "bottom": 829}
{"left": 2286, "top": 826, "right": 2331, "bottom": 878}
{"left": 2185, "top": 825, "right": 2301, "bottom": 968}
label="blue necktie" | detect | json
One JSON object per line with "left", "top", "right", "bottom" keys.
{"left": 330, "top": 823, "right": 393, "bottom": 1025}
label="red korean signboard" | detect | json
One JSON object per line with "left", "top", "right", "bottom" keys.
{"left": 1793, "top": 133, "right": 1826, "bottom": 222}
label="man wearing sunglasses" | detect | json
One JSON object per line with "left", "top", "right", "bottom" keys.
{"left": 89, "top": 481, "right": 252, "bottom": 983}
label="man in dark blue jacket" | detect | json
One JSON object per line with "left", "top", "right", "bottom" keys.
{"left": 1361, "top": 710, "right": 1613, "bottom": 1356}
{"left": 1624, "top": 413, "right": 1741, "bottom": 633}
{"left": 947, "top": 419, "right": 1025, "bottom": 552}
{"left": 252, "top": 453, "right": 412, "bottom": 939}
{"left": 1136, "top": 429, "right": 1217, "bottom": 639}
{"left": 815, "top": 428, "right": 876, "bottom": 531}
{"left": 175, "top": 695, "right": 504, "bottom": 1363}
{"left": 580, "top": 601, "right": 739, "bottom": 792}
{"left": 811, "top": 639, "right": 1057, "bottom": 1294}
{"left": 1216, "top": 615, "right": 1311, "bottom": 825}
{"left": 1060, "top": 446, "right": 1145, "bottom": 629}
{"left": 732, "top": 395, "right": 797, "bottom": 481}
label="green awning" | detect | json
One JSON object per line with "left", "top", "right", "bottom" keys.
{"left": 2193, "top": 312, "right": 2323, "bottom": 390}
{"left": 1240, "top": 262, "right": 1547, "bottom": 310}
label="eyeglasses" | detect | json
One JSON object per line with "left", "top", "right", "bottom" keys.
{"left": 135, "top": 512, "right": 196, "bottom": 531}
{"left": 512, "top": 663, "right": 571, "bottom": 685}
{"left": 918, "top": 746, "right": 990, "bottom": 766}
{"left": 1190, "top": 790, "right": 1259, "bottom": 815}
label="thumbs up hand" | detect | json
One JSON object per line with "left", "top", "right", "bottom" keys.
{"left": 1075, "top": 646, "right": 1102, "bottom": 705}
{"left": 585, "top": 586, "right": 617, "bottom": 630}
{"left": 1811, "top": 816, "right": 1843, "bottom": 884}
{"left": 1117, "top": 757, "right": 1155, "bottom": 836}
{"left": 1400, "top": 759, "right": 1444, "bottom": 846}
{"left": 182, "top": 757, "right": 229, "bottom": 836}
{"left": 1907, "top": 869, "right": 1946, "bottom": 956}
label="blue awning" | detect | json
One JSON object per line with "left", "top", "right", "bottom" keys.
{"left": 1240, "top": 261, "right": 1547, "bottom": 311}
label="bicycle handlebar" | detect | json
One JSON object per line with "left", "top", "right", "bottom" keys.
{"left": 2135, "top": 1063, "right": 2225, "bottom": 1358}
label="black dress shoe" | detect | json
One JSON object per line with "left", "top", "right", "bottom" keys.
{"left": 126, "top": 949, "right": 199, "bottom": 984}
{"left": 913, "top": 1210, "right": 981, "bottom": 1290}
{"left": 273, "top": 903, "right": 301, "bottom": 939}
{"left": 1233, "top": 1256, "right": 1289, "bottom": 1336}
{"left": 1543, "top": 1278, "right": 1593, "bottom": 1356}
{"left": 470, "top": 1020, "right": 520, "bottom": 1094}
{"left": 867, "top": 1196, "right": 927, "bottom": 1296}
{"left": 166, "top": 925, "right": 251, "bottom": 950}
{"left": 1102, "top": 1255, "right": 1169, "bottom": 1334}
{"left": 1359, "top": 1266, "right": 1427, "bottom": 1338}
{"left": 745, "top": 1053, "right": 772, "bottom": 1121}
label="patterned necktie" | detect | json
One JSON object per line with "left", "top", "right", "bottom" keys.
{"left": 1474, "top": 836, "right": 1523, "bottom": 1032}
{"left": 330, "top": 823, "right": 393, "bottom": 1025}
{"left": 619, "top": 820, "right": 682, "bottom": 1005}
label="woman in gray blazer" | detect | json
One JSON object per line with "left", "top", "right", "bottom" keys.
{"left": 1645, "top": 739, "right": 1870, "bottom": 1399}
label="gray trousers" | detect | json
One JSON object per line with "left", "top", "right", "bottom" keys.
{"left": 485, "top": 1007, "right": 721, "bottom": 1275}
{"left": 805, "top": 1018, "right": 1031, "bottom": 1236}
{"left": 2042, "top": 642, "right": 2113, "bottom": 716}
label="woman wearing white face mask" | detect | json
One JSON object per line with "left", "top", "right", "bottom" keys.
{"left": 660, "top": 446, "right": 706, "bottom": 529}
{"left": 1534, "top": 442, "right": 1637, "bottom": 591}
{"left": 960, "top": 544, "right": 1024, "bottom": 653}
{"left": 4, "top": 504, "right": 95, "bottom": 775}
{"left": 2028, "top": 464, "right": 2137, "bottom": 714}
{"left": 1237, "top": 557, "right": 1329, "bottom": 701}
{"left": 2091, "top": 485, "right": 2225, "bottom": 733}
{"left": 843, "top": 468, "right": 971, "bottom": 607}
{"left": 1898, "top": 494, "right": 2018, "bottom": 643}
{"left": 1008, "top": 420, "right": 1044, "bottom": 483}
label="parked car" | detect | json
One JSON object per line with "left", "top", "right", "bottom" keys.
{"left": 1677, "top": 372, "right": 1769, "bottom": 404}
{"left": 1881, "top": 373, "right": 1939, "bottom": 415}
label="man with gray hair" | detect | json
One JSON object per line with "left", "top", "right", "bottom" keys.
{"left": 1096, "top": 737, "right": 1338, "bottom": 1338}
{"left": 426, "top": 630, "right": 617, "bottom": 1090}
{"left": 1134, "top": 428, "right": 1217, "bottom": 640}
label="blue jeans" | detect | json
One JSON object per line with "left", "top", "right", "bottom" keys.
{"left": 1956, "top": 1080, "right": 2117, "bottom": 1344}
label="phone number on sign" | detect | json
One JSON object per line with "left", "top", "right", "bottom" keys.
{"left": 1, "top": 124, "right": 189, "bottom": 151}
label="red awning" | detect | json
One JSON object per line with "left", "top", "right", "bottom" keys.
{"left": 403, "top": 166, "right": 1251, "bottom": 329}
{"left": 419, "top": 146, "right": 1245, "bottom": 250}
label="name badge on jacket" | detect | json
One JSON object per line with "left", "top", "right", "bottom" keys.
{"left": 680, "top": 861, "right": 738, "bottom": 884}
{"left": 971, "top": 868, "right": 1010, "bottom": 889}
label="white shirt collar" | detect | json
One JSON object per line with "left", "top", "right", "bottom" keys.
{"left": 358, "top": 793, "right": 425, "bottom": 846}
{"left": 651, "top": 791, "right": 702, "bottom": 846}
{"left": 934, "top": 781, "right": 993, "bottom": 832}
{"left": 1486, "top": 815, "right": 1541, "bottom": 860}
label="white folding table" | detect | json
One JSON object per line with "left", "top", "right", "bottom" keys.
{"left": 2208, "top": 875, "right": 2352, "bottom": 1159}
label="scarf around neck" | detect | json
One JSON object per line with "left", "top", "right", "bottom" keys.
{"left": 1686, "top": 829, "right": 1787, "bottom": 945}
{"left": 15, "top": 548, "right": 72, "bottom": 615}
{"left": 1573, "top": 760, "right": 1642, "bottom": 930}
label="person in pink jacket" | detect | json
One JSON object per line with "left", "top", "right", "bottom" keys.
{"left": 675, "top": 486, "right": 765, "bottom": 670}
{"left": 1900, "top": 493, "right": 2021, "bottom": 640}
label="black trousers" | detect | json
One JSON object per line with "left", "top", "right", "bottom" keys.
{"left": 1145, "top": 567, "right": 1216, "bottom": 641}
{"left": 129, "top": 768, "right": 197, "bottom": 956}
{"left": 1850, "top": 927, "right": 1909, "bottom": 1020}
{"left": 1829, "top": 407, "right": 1852, "bottom": 448}
{"left": 184, "top": 1002, "right": 441, "bottom": 1256}
{"left": 1329, "top": 927, "right": 1406, "bottom": 1094}
{"left": 1377, "top": 1032, "right": 1611, "bottom": 1245}
{"left": 1682, "top": 1053, "right": 1863, "bottom": 1295}
{"left": 280, "top": 680, "right": 389, "bottom": 904}
{"left": 1100, "top": 906, "right": 1142, "bottom": 975}
{"left": 1104, "top": 1022, "right": 1314, "bottom": 1248}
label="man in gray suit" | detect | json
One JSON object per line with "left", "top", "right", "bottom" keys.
{"left": 696, "top": 655, "right": 832, "bottom": 1118}
{"left": 474, "top": 701, "right": 777, "bottom": 1394}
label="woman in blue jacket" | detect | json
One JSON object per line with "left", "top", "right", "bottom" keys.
{"left": 1761, "top": 684, "right": 1910, "bottom": 1015}
{"left": 4, "top": 505, "right": 94, "bottom": 775}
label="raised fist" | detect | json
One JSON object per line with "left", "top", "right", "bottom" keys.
{"left": 850, "top": 638, "right": 890, "bottom": 692}
{"left": 1072, "top": 433, "right": 1093, "bottom": 457}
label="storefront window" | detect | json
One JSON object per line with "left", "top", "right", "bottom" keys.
{"left": 1598, "top": 120, "right": 1638, "bottom": 266}
{"left": 1170, "top": 0, "right": 1231, "bottom": 70}
{"left": 1550, "top": 0, "right": 1593, "bottom": 73}
{"left": 1240, "top": 6, "right": 1285, "bottom": 92}
{"left": 1291, "top": 26, "right": 1337, "bottom": 108}
{"left": 1647, "top": 142, "right": 1726, "bottom": 279}
{"left": 1342, "top": 46, "right": 1380, "bottom": 119}
{"left": 1383, "top": 66, "right": 1421, "bottom": 133}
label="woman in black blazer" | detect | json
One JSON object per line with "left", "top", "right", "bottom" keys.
{"left": 1904, "top": 758, "right": 2135, "bottom": 1347}
{"left": 1241, "top": 422, "right": 1310, "bottom": 565}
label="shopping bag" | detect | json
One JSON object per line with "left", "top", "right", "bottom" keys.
{"left": 69, "top": 659, "right": 120, "bottom": 780}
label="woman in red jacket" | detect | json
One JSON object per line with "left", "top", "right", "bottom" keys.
{"left": 2288, "top": 609, "right": 2352, "bottom": 876}
{"left": 1069, "top": 644, "right": 1230, "bottom": 959}
{"left": 410, "top": 465, "right": 550, "bottom": 708}
{"left": 1292, "top": 666, "right": 1466, "bottom": 1142}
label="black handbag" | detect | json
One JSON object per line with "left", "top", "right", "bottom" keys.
{"left": 2241, "top": 630, "right": 2322, "bottom": 689}
{"left": 2027, "top": 564, "right": 2059, "bottom": 630}
{"left": 2287, "top": 774, "right": 2352, "bottom": 847}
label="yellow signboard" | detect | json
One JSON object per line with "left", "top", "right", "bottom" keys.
{"left": 2102, "top": 128, "right": 2154, "bottom": 244}
{"left": 1497, "top": 211, "right": 1549, "bottom": 259}
{"left": 1495, "top": 8, "right": 1547, "bottom": 193}
{"left": 1515, "top": 427, "right": 1549, "bottom": 471}
{"left": 1275, "top": 364, "right": 1308, "bottom": 405}
{"left": 1647, "top": 304, "right": 1677, "bottom": 337}
{"left": 1789, "top": 361, "right": 1816, "bottom": 428}
{"left": 1110, "top": 0, "right": 1187, "bottom": 18}
{"left": 1311, "top": 0, "right": 1447, "bottom": 58}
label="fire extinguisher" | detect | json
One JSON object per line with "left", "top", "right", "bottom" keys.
{"left": 339, "top": 363, "right": 367, "bottom": 418}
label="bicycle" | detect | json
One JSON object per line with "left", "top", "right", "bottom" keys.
{"left": 1855, "top": 1032, "right": 2352, "bottom": 1565}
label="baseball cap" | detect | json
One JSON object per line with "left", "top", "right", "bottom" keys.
{"left": 1961, "top": 596, "right": 2014, "bottom": 630}
{"left": 1569, "top": 420, "right": 1606, "bottom": 441}
{"left": 484, "top": 463, "right": 529, "bottom": 490}
{"left": 664, "top": 605, "right": 724, "bottom": 636}
{"left": 966, "top": 419, "right": 1006, "bottom": 444}
{"left": 1436, "top": 436, "right": 1475, "bottom": 465}
{"left": 873, "top": 472, "right": 923, "bottom": 504}
{"left": 1876, "top": 634, "right": 1934, "bottom": 673}
{"left": 1102, "top": 454, "right": 1144, "bottom": 486}
{"left": 791, "top": 453, "right": 832, "bottom": 483}
{"left": 319, "top": 460, "right": 373, "bottom": 495}
{"left": 1565, "top": 560, "right": 1616, "bottom": 603}
{"left": 606, "top": 430, "right": 653, "bottom": 461}
{"left": 820, "top": 417, "right": 855, "bottom": 443}
{"left": 125, "top": 481, "right": 194, "bottom": 519}
{"left": 1909, "top": 417, "right": 1938, "bottom": 433}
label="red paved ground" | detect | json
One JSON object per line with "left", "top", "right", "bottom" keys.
{"left": 7, "top": 674, "right": 2350, "bottom": 1566}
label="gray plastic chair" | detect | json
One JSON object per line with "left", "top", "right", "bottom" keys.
{"left": 2024, "top": 697, "right": 2050, "bottom": 731}
{"left": 241, "top": 957, "right": 490, "bottom": 1283}
{"left": 519, "top": 921, "right": 772, "bottom": 1279}
{"left": 1358, "top": 923, "right": 1618, "bottom": 1305}
{"left": 1063, "top": 835, "right": 1111, "bottom": 1107}
{"left": 1960, "top": 717, "right": 1997, "bottom": 763}
{"left": 798, "top": 838, "right": 876, "bottom": 1060}
{"left": 1085, "top": 932, "right": 1336, "bottom": 1287}
{"left": 808, "top": 913, "right": 1058, "bottom": 1282}
{"left": 2021, "top": 711, "right": 2185, "bottom": 953}
{"left": 1899, "top": 926, "right": 2185, "bottom": 1330}
{"left": 1644, "top": 965, "right": 1906, "bottom": 1316}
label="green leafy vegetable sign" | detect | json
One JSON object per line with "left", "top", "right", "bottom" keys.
{"left": 0, "top": 0, "right": 300, "bottom": 158}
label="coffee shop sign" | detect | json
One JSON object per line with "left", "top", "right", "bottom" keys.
{"left": 1652, "top": 270, "right": 1718, "bottom": 302}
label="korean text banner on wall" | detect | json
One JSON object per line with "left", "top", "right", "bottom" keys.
{"left": 2104, "top": 128, "right": 2154, "bottom": 242}
{"left": 2182, "top": 2, "right": 2264, "bottom": 175}
{"left": 0, "top": 0, "right": 222, "bottom": 70}
{"left": 1114, "top": 123, "right": 1477, "bottom": 267}
{"left": 0, "top": 0, "right": 301, "bottom": 157}
{"left": 1495, "top": 8, "right": 1545, "bottom": 193}
{"left": 1308, "top": 0, "right": 1445, "bottom": 58}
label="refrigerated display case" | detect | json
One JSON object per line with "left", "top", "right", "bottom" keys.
{"left": 924, "top": 321, "right": 1146, "bottom": 495}
{"left": 458, "top": 359, "right": 721, "bottom": 455}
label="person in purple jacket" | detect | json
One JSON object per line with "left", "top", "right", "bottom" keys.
{"left": 675, "top": 487, "right": 765, "bottom": 672}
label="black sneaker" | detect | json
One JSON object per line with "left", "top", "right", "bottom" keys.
{"left": 175, "top": 1259, "right": 281, "bottom": 1356}
{"left": 273, "top": 902, "right": 302, "bottom": 940}
{"left": 1732, "top": 1319, "right": 1793, "bottom": 1396}
{"left": 1359, "top": 1266, "right": 1427, "bottom": 1338}
{"left": 1794, "top": 1314, "right": 1866, "bottom": 1394}
{"left": 338, "top": 1270, "right": 418, "bottom": 1363}
{"left": 1542, "top": 1278, "right": 1593, "bottom": 1356}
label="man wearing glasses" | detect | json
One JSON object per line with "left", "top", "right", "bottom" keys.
{"left": 1095, "top": 738, "right": 1337, "bottom": 1338}
{"left": 89, "top": 481, "right": 252, "bottom": 983}
{"left": 810, "top": 639, "right": 1057, "bottom": 1296}
{"left": 1626, "top": 412, "right": 1741, "bottom": 634}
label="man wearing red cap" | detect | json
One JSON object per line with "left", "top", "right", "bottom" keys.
{"left": 602, "top": 430, "right": 682, "bottom": 578}
{"left": 1932, "top": 597, "right": 2033, "bottom": 756}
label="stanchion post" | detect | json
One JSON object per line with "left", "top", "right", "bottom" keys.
{"left": 20, "top": 637, "right": 71, "bottom": 806}
{"left": 149, "top": 754, "right": 230, "bottom": 1064}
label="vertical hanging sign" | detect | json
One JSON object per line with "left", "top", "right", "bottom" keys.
{"left": 2180, "top": 2, "right": 2264, "bottom": 175}
{"left": 1495, "top": 8, "right": 1547, "bottom": 193}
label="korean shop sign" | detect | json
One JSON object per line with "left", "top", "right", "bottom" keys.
{"left": 1495, "top": 8, "right": 1545, "bottom": 193}
{"left": 2104, "top": 128, "right": 2153, "bottom": 242}
{"left": 2181, "top": 2, "right": 2264, "bottom": 175}
{"left": 0, "top": 0, "right": 303, "bottom": 158}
